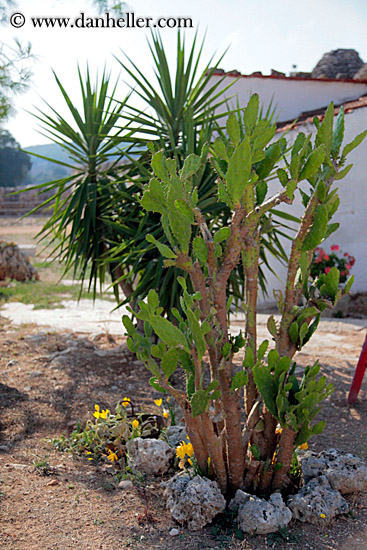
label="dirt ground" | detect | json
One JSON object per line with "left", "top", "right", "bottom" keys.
{"left": 1, "top": 315, "right": 367, "bottom": 550}
{"left": 1, "top": 216, "right": 367, "bottom": 549}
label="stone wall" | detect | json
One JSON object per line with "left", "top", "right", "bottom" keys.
{"left": 0, "top": 186, "right": 58, "bottom": 216}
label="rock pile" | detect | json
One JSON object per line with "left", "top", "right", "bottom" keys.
{"left": 288, "top": 475, "right": 349, "bottom": 526}
{"left": 299, "top": 448, "right": 367, "bottom": 494}
{"left": 160, "top": 449, "right": 367, "bottom": 534}
{"left": 311, "top": 48, "right": 363, "bottom": 79}
{"left": 0, "top": 242, "right": 38, "bottom": 282}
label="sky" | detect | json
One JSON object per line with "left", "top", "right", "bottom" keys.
{"left": 2, "top": 0, "right": 367, "bottom": 147}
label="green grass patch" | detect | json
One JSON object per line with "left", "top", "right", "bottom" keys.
{"left": 33, "top": 259, "right": 64, "bottom": 272}
{"left": 33, "top": 258, "right": 110, "bottom": 285}
{"left": 0, "top": 280, "right": 112, "bottom": 309}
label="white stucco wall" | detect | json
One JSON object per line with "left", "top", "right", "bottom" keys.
{"left": 209, "top": 74, "right": 367, "bottom": 301}
{"left": 211, "top": 74, "right": 367, "bottom": 123}
{"left": 258, "top": 106, "right": 367, "bottom": 304}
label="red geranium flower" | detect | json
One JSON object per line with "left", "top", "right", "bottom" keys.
{"left": 330, "top": 245, "right": 339, "bottom": 251}
{"left": 325, "top": 267, "right": 331, "bottom": 274}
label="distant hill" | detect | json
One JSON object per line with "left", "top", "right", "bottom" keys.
{"left": 23, "top": 143, "right": 72, "bottom": 186}
{"left": 22, "top": 141, "right": 142, "bottom": 187}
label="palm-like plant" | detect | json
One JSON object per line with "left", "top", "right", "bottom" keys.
{"left": 107, "top": 31, "right": 292, "bottom": 312}
{"left": 26, "top": 67, "right": 131, "bottom": 295}
{"left": 102, "top": 31, "right": 237, "bottom": 311}
{"left": 25, "top": 30, "right": 294, "bottom": 319}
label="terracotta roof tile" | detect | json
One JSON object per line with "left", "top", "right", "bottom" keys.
{"left": 209, "top": 69, "right": 367, "bottom": 85}
{"left": 276, "top": 95, "right": 367, "bottom": 132}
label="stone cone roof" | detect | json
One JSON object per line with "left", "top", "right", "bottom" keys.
{"left": 354, "top": 63, "right": 367, "bottom": 80}
{"left": 312, "top": 48, "right": 363, "bottom": 79}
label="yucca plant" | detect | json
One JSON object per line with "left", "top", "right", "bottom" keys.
{"left": 104, "top": 30, "right": 293, "bottom": 313}
{"left": 24, "top": 66, "right": 133, "bottom": 296}
{"left": 23, "top": 31, "right": 236, "bottom": 307}
{"left": 25, "top": 30, "right": 294, "bottom": 317}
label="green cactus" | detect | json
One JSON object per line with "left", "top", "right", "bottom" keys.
{"left": 123, "top": 95, "right": 366, "bottom": 497}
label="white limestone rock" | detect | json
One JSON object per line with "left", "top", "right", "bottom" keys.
{"left": 299, "top": 450, "right": 328, "bottom": 482}
{"left": 288, "top": 475, "right": 349, "bottom": 525}
{"left": 229, "top": 490, "right": 292, "bottom": 535}
{"left": 322, "top": 449, "right": 367, "bottom": 494}
{"left": 118, "top": 479, "right": 134, "bottom": 490}
{"left": 228, "top": 488, "right": 251, "bottom": 512}
{"left": 300, "top": 448, "right": 367, "bottom": 494}
{"left": 163, "top": 474, "right": 226, "bottom": 530}
{"left": 166, "top": 425, "right": 188, "bottom": 448}
{"left": 127, "top": 437, "right": 175, "bottom": 476}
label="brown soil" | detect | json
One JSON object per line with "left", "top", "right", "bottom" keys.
{"left": 1, "top": 317, "right": 367, "bottom": 550}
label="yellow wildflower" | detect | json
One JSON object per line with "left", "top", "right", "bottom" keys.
{"left": 176, "top": 443, "right": 186, "bottom": 460}
{"left": 93, "top": 404, "right": 100, "bottom": 419}
{"left": 186, "top": 442, "right": 194, "bottom": 458}
{"left": 299, "top": 442, "right": 308, "bottom": 451}
{"left": 132, "top": 419, "right": 139, "bottom": 430}
{"left": 188, "top": 458, "right": 193, "bottom": 466}
{"left": 122, "top": 397, "right": 131, "bottom": 408}
{"left": 320, "top": 513, "right": 326, "bottom": 519}
{"left": 99, "top": 409, "right": 109, "bottom": 419}
{"left": 166, "top": 396, "right": 170, "bottom": 403}
{"left": 88, "top": 457, "right": 93, "bottom": 461}
{"left": 176, "top": 441, "right": 194, "bottom": 461}
{"left": 275, "top": 426, "right": 282, "bottom": 434}
{"left": 163, "top": 411, "right": 169, "bottom": 419}
{"left": 107, "top": 451, "right": 118, "bottom": 463}
{"left": 178, "top": 459, "right": 185, "bottom": 469}
{"left": 154, "top": 398, "right": 162, "bottom": 407}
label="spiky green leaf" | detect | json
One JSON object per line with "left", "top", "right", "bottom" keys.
{"left": 161, "top": 348, "right": 178, "bottom": 378}
{"left": 193, "top": 236, "right": 208, "bottom": 264}
{"left": 226, "top": 113, "right": 241, "bottom": 146}
{"left": 342, "top": 129, "right": 367, "bottom": 159}
{"left": 299, "top": 146, "right": 326, "bottom": 181}
{"left": 243, "top": 93, "right": 259, "bottom": 136}
{"left": 146, "top": 234, "right": 177, "bottom": 259}
{"left": 180, "top": 153, "right": 202, "bottom": 180}
{"left": 191, "top": 390, "right": 209, "bottom": 417}
{"left": 150, "top": 316, "right": 189, "bottom": 351}
{"left": 226, "top": 136, "right": 252, "bottom": 204}
{"left": 302, "top": 205, "right": 328, "bottom": 251}
{"left": 331, "top": 106, "right": 344, "bottom": 159}
{"left": 231, "top": 370, "right": 248, "bottom": 390}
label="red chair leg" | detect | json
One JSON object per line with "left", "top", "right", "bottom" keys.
{"left": 348, "top": 331, "right": 367, "bottom": 404}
